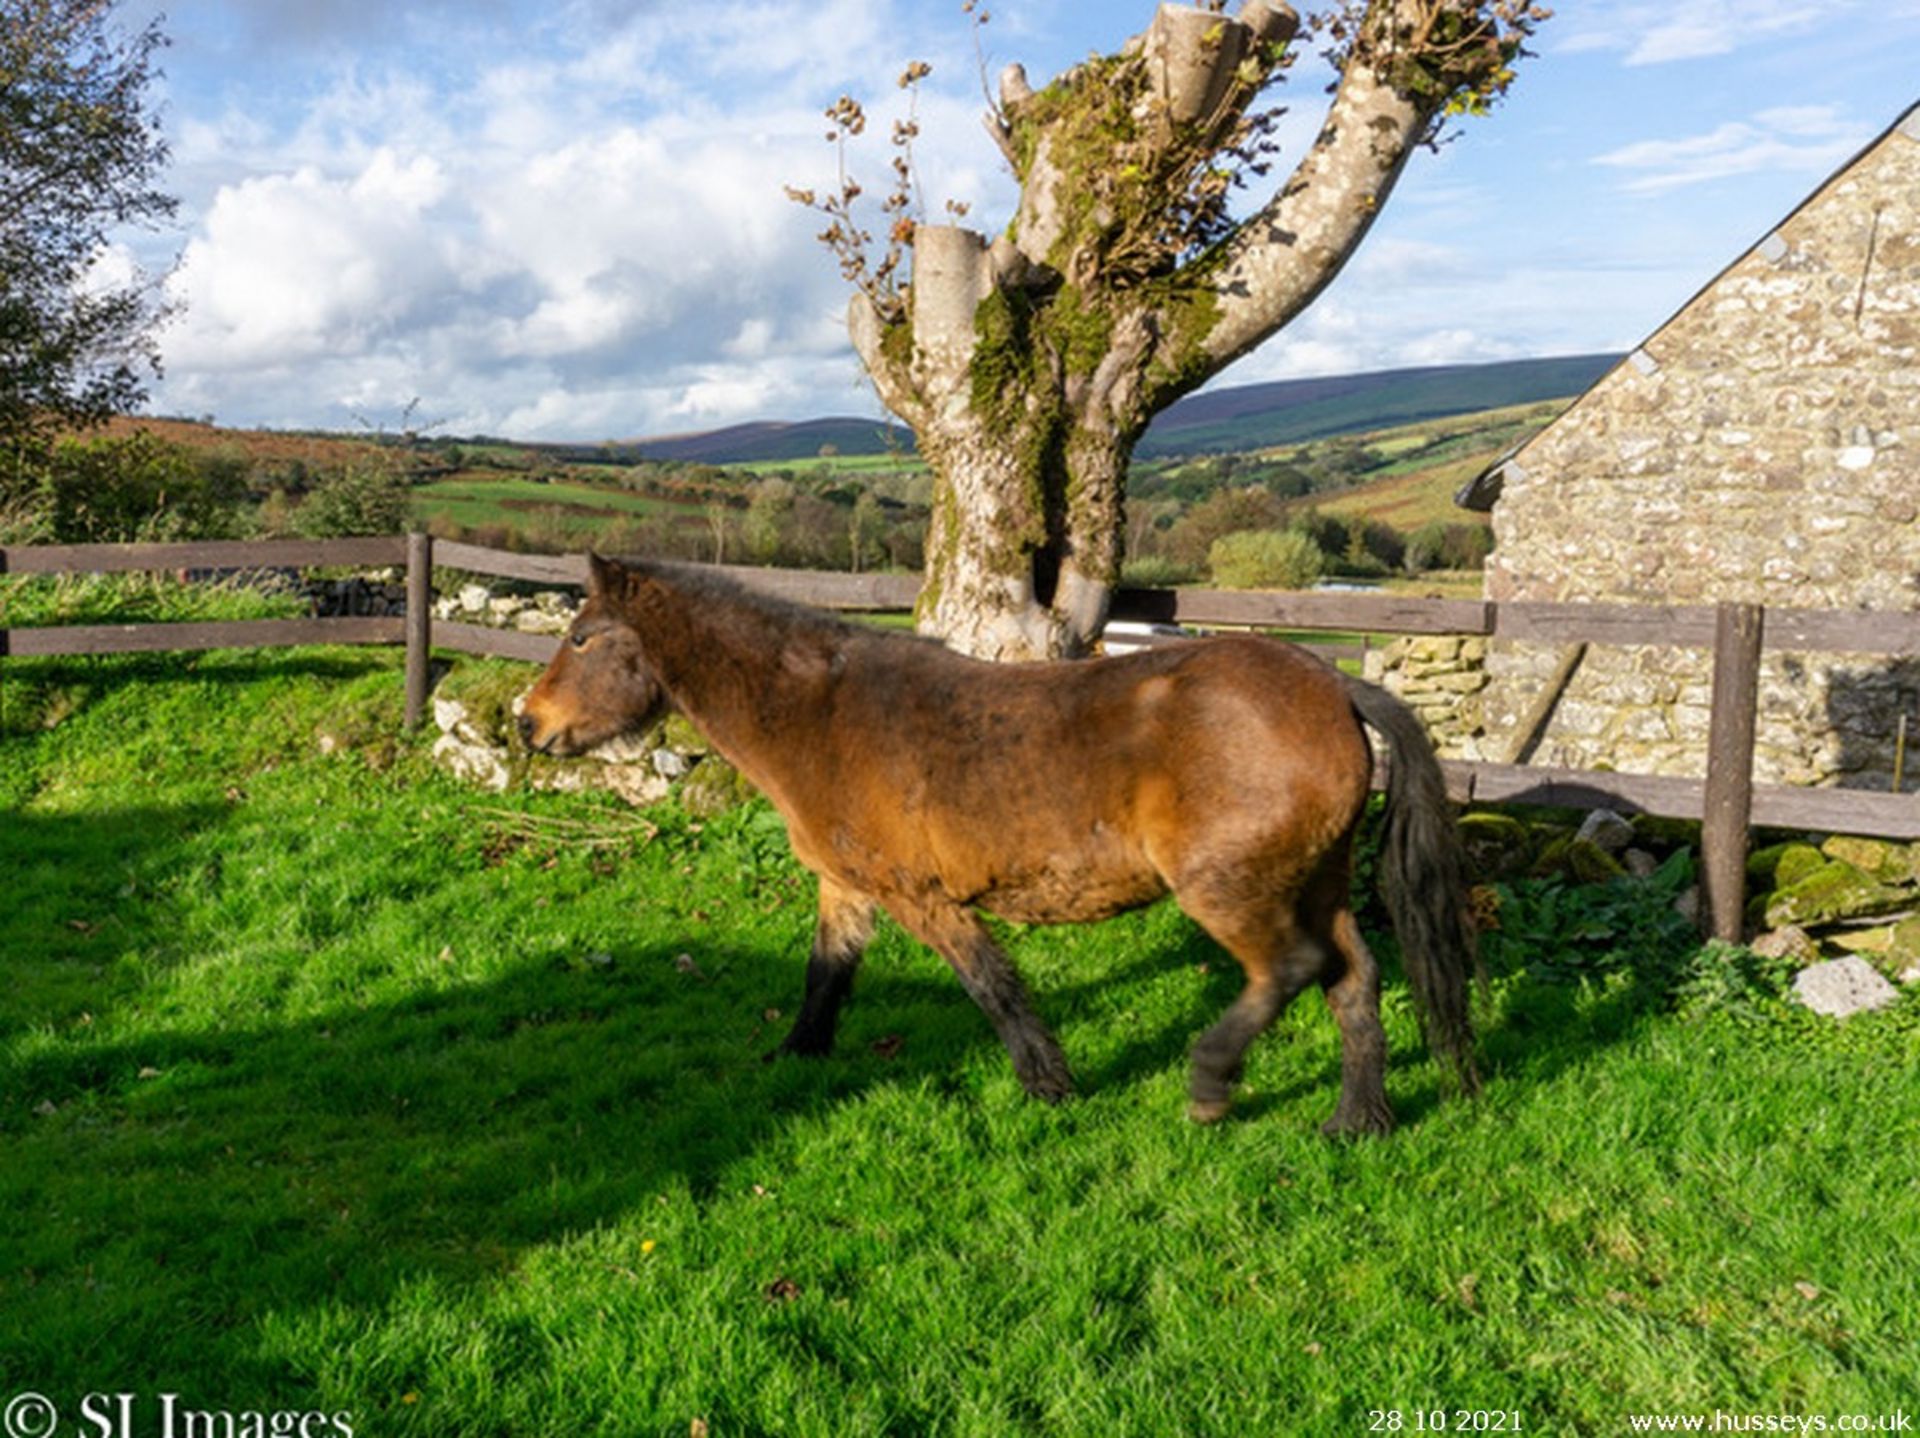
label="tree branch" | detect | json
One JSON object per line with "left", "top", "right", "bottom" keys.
{"left": 847, "top": 292, "right": 928, "bottom": 432}
{"left": 1182, "top": 32, "right": 1430, "bottom": 385}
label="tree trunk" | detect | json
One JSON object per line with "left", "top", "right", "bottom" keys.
{"left": 844, "top": 0, "right": 1523, "bottom": 660}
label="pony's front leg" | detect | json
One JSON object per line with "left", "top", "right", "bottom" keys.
{"left": 773, "top": 878, "right": 875, "bottom": 1058}
{"left": 896, "top": 903, "right": 1074, "bottom": 1102}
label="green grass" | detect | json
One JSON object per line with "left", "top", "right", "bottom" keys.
{"left": 411, "top": 476, "right": 704, "bottom": 541}
{"left": 3, "top": 645, "right": 1918, "bottom": 1434}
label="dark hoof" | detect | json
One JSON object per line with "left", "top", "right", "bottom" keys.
{"left": 1019, "top": 1067, "right": 1075, "bottom": 1104}
{"left": 1188, "top": 1096, "right": 1232, "bottom": 1124}
{"left": 1320, "top": 1102, "right": 1395, "bottom": 1138}
{"left": 766, "top": 1030, "right": 832, "bottom": 1063}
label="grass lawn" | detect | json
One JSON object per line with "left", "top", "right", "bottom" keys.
{"left": 2, "top": 632, "right": 1917, "bottom": 1435}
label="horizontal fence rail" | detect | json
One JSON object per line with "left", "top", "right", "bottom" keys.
{"left": 5, "top": 533, "right": 1918, "bottom": 940}
{"left": 0, "top": 535, "right": 408, "bottom": 576}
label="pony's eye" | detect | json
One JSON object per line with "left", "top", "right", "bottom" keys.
{"left": 570, "top": 631, "right": 589, "bottom": 649}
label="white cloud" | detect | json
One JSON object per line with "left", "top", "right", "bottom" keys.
{"left": 164, "top": 151, "right": 467, "bottom": 370}
{"left": 1592, "top": 106, "right": 1865, "bottom": 194}
{"left": 1556, "top": 0, "right": 1836, "bottom": 65}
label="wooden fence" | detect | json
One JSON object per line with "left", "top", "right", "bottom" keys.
{"left": 5, "top": 532, "right": 1918, "bottom": 942}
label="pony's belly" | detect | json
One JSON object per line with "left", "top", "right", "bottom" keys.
{"left": 975, "top": 862, "right": 1169, "bottom": 925}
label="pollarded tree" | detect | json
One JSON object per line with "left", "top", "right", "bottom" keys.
{"left": 801, "top": 0, "right": 1543, "bottom": 659}
{"left": 0, "top": 0, "right": 174, "bottom": 470}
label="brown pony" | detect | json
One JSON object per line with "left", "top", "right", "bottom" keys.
{"left": 520, "top": 554, "right": 1478, "bottom": 1134}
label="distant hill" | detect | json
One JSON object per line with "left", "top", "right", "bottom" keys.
{"left": 629, "top": 417, "right": 916, "bottom": 466}
{"left": 1134, "top": 353, "right": 1620, "bottom": 456}
{"left": 620, "top": 354, "right": 1620, "bottom": 465}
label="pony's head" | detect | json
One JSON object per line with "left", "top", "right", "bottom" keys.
{"left": 518, "top": 553, "right": 667, "bottom": 756}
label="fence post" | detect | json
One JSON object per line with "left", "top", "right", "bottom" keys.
{"left": 1701, "top": 601, "right": 1764, "bottom": 942}
{"left": 404, "top": 531, "right": 432, "bottom": 728}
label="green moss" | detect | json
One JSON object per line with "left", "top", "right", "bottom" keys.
{"left": 660, "top": 712, "right": 709, "bottom": 755}
{"left": 1821, "top": 835, "right": 1915, "bottom": 885}
{"left": 1530, "top": 836, "right": 1627, "bottom": 884}
{"left": 878, "top": 312, "right": 915, "bottom": 377}
{"left": 1141, "top": 266, "right": 1225, "bottom": 401}
{"left": 678, "top": 755, "right": 760, "bottom": 817}
{"left": 1458, "top": 811, "right": 1534, "bottom": 881}
{"left": 968, "top": 288, "right": 1038, "bottom": 425}
{"left": 436, "top": 661, "right": 535, "bottom": 745}
{"left": 1049, "top": 284, "right": 1114, "bottom": 380}
{"left": 1748, "top": 841, "right": 1825, "bottom": 890}
{"left": 1764, "top": 860, "right": 1915, "bottom": 929}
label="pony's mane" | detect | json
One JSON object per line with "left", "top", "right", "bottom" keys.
{"left": 612, "top": 556, "right": 900, "bottom": 650}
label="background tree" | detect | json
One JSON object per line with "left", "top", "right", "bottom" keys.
{"left": 1, "top": 0, "right": 174, "bottom": 475}
{"left": 802, "top": 0, "right": 1543, "bottom": 658}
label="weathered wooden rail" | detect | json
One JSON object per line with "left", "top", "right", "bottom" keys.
{"left": 5, "top": 533, "right": 1918, "bottom": 942}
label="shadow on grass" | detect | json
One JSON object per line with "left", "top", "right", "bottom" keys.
{"left": 0, "top": 795, "right": 1673, "bottom": 1403}
{"left": 0, "top": 647, "right": 404, "bottom": 740}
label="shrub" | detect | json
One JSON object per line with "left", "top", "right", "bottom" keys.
{"left": 294, "top": 464, "right": 413, "bottom": 538}
{"left": 1406, "top": 520, "right": 1495, "bottom": 573}
{"left": 1164, "top": 485, "right": 1286, "bottom": 569}
{"left": 1208, "top": 528, "right": 1326, "bottom": 590}
{"left": 1119, "top": 554, "right": 1198, "bottom": 588}
{"left": 30, "top": 432, "right": 249, "bottom": 542}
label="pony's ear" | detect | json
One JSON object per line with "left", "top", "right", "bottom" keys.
{"left": 585, "top": 551, "right": 622, "bottom": 598}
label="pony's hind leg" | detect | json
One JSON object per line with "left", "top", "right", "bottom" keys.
{"left": 895, "top": 902, "right": 1073, "bottom": 1102}
{"left": 774, "top": 878, "right": 875, "bottom": 1058}
{"left": 1177, "top": 880, "right": 1328, "bottom": 1124}
{"left": 1317, "top": 907, "right": 1395, "bottom": 1137}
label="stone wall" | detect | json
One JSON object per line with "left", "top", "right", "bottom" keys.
{"left": 432, "top": 582, "right": 577, "bottom": 635}
{"left": 1480, "top": 110, "right": 1920, "bottom": 787}
{"left": 1362, "top": 635, "right": 1490, "bottom": 759}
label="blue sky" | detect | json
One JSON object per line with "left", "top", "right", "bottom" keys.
{"left": 113, "top": 0, "right": 1920, "bottom": 440}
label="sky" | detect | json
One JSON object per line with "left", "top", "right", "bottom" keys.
{"left": 105, "top": 0, "right": 1920, "bottom": 441}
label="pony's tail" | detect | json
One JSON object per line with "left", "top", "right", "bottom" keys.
{"left": 1344, "top": 675, "right": 1481, "bottom": 1096}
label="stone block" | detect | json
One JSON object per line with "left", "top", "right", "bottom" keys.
{"left": 1749, "top": 925, "right": 1819, "bottom": 963}
{"left": 1821, "top": 835, "right": 1913, "bottom": 884}
{"left": 1791, "top": 956, "right": 1900, "bottom": 1019}
{"left": 1576, "top": 808, "right": 1635, "bottom": 854}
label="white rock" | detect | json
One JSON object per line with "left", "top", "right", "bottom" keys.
{"left": 1791, "top": 956, "right": 1900, "bottom": 1019}
{"left": 586, "top": 731, "right": 654, "bottom": 765}
{"left": 458, "top": 584, "right": 491, "bottom": 613}
{"left": 514, "top": 608, "right": 569, "bottom": 635}
{"left": 599, "top": 765, "right": 671, "bottom": 808}
{"left": 432, "top": 697, "right": 469, "bottom": 734}
{"left": 652, "top": 748, "right": 693, "bottom": 780}
{"left": 432, "top": 733, "right": 510, "bottom": 791}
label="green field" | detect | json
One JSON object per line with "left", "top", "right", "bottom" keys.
{"left": 735, "top": 453, "right": 926, "bottom": 479}
{"left": 412, "top": 475, "right": 704, "bottom": 542}
{"left": 4, "top": 610, "right": 1917, "bottom": 1433}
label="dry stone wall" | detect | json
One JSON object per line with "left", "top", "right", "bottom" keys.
{"left": 1362, "top": 636, "right": 1490, "bottom": 759}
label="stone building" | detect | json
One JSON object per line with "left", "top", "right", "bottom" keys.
{"left": 1453, "top": 100, "right": 1920, "bottom": 787}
